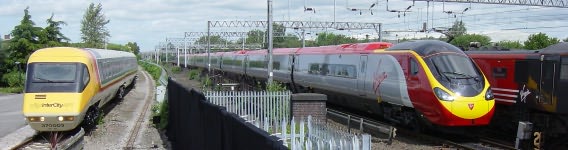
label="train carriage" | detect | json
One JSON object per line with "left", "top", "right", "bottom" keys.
{"left": 466, "top": 43, "right": 568, "bottom": 149}
{"left": 23, "top": 47, "right": 137, "bottom": 131}
{"left": 179, "top": 40, "right": 495, "bottom": 128}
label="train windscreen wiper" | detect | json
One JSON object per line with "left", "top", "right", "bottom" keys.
{"left": 442, "top": 72, "right": 478, "bottom": 80}
{"left": 34, "top": 77, "right": 55, "bottom": 83}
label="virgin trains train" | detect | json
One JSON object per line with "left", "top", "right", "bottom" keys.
{"left": 178, "top": 40, "right": 495, "bottom": 129}
{"left": 466, "top": 43, "right": 568, "bottom": 149}
{"left": 22, "top": 47, "right": 138, "bottom": 131}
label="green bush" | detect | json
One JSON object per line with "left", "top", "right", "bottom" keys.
{"left": 158, "top": 99, "right": 168, "bottom": 129}
{"left": 1, "top": 71, "right": 25, "bottom": 88}
{"left": 188, "top": 69, "right": 201, "bottom": 80}
{"left": 139, "top": 61, "right": 161, "bottom": 81}
{"left": 267, "top": 81, "right": 287, "bottom": 92}
{"left": 171, "top": 66, "right": 182, "bottom": 74}
{"left": 201, "top": 76, "right": 212, "bottom": 87}
{"left": 0, "top": 87, "right": 24, "bottom": 94}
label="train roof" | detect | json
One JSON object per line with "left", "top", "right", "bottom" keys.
{"left": 540, "top": 42, "right": 568, "bottom": 55}
{"left": 465, "top": 49, "right": 539, "bottom": 54}
{"left": 85, "top": 48, "right": 135, "bottom": 59}
{"left": 31, "top": 47, "right": 135, "bottom": 60}
{"left": 296, "top": 42, "right": 392, "bottom": 54}
{"left": 387, "top": 40, "right": 464, "bottom": 57}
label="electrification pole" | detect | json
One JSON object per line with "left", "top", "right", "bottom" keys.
{"left": 207, "top": 21, "right": 211, "bottom": 73}
{"left": 267, "top": 0, "right": 274, "bottom": 84}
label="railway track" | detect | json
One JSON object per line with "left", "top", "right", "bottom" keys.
{"left": 14, "top": 128, "right": 84, "bottom": 150}
{"left": 327, "top": 108, "right": 515, "bottom": 150}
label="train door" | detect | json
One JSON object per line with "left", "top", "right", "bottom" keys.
{"left": 357, "top": 55, "right": 368, "bottom": 96}
{"left": 538, "top": 55, "right": 558, "bottom": 106}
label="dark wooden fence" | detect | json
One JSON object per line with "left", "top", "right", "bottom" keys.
{"left": 166, "top": 78, "right": 287, "bottom": 150}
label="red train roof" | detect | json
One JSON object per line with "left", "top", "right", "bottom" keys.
{"left": 296, "top": 42, "right": 392, "bottom": 54}
{"left": 192, "top": 42, "right": 393, "bottom": 56}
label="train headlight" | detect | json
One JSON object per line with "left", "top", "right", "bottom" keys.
{"left": 58, "top": 116, "right": 75, "bottom": 121}
{"left": 27, "top": 117, "right": 44, "bottom": 122}
{"left": 434, "top": 87, "right": 455, "bottom": 101}
{"left": 485, "top": 87, "right": 494, "bottom": 100}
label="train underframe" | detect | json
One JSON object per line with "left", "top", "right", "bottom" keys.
{"left": 491, "top": 104, "right": 568, "bottom": 149}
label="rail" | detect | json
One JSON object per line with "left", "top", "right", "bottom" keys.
{"left": 327, "top": 108, "right": 396, "bottom": 144}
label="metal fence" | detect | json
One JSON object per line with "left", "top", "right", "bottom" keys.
{"left": 206, "top": 90, "right": 291, "bottom": 124}
{"left": 205, "top": 91, "right": 371, "bottom": 150}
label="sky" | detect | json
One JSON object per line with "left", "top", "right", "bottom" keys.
{"left": 1, "top": 0, "right": 568, "bottom": 52}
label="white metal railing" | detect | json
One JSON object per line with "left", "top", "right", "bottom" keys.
{"left": 204, "top": 91, "right": 371, "bottom": 150}
{"left": 206, "top": 90, "right": 291, "bottom": 123}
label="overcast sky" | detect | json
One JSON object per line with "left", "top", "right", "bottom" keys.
{"left": 1, "top": 0, "right": 567, "bottom": 52}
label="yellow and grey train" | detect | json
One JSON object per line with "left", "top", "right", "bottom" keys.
{"left": 22, "top": 47, "right": 138, "bottom": 131}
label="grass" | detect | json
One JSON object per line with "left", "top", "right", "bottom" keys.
{"left": 96, "top": 112, "right": 105, "bottom": 125}
{"left": 0, "top": 87, "right": 23, "bottom": 94}
{"left": 151, "top": 98, "right": 168, "bottom": 129}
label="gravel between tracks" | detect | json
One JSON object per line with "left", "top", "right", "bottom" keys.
{"left": 83, "top": 70, "right": 167, "bottom": 149}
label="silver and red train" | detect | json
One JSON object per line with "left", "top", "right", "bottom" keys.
{"left": 178, "top": 40, "right": 495, "bottom": 128}
{"left": 466, "top": 43, "right": 568, "bottom": 149}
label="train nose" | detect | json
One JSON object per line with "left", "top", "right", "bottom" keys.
{"left": 450, "top": 100, "right": 494, "bottom": 119}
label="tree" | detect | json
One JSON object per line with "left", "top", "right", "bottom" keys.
{"left": 497, "top": 40, "right": 524, "bottom": 49}
{"left": 273, "top": 23, "right": 286, "bottom": 47}
{"left": 564, "top": 37, "right": 568, "bottom": 42}
{"left": 81, "top": 3, "right": 110, "bottom": 48}
{"left": 315, "top": 32, "right": 357, "bottom": 46}
{"left": 126, "top": 42, "right": 140, "bottom": 55}
{"left": 106, "top": 43, "right": 129, "bottom": 51}
{"left": 6, "top": 7, "right": 43, "bottom": 70}
{"left": 195, "top": 35, "right": 229, "bottom": 45}
{"left": 524, "top": 33, "right": 560, "bottom": 50}
{"left": 41, "top": 13, "right": 69, "bottom": 46}
{"left": 449, "top": 34, "right": 491, "bottom": 50}
{"left": 444, "top": 20, "right": 467, "bottom": 42}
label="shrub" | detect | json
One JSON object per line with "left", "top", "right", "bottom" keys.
{"left": 188, "top": 69, "right": 200, "bottom": 80}
{"left": 267, "top": 81, "right": 287, "bottom": 92}
{"left": 158, "top": 99, "right": 168, "bottom": 129}
{"left": 171, "top": 66, "right": 182, "bottom": 74}
{"left": 139, "top": 61, "right": 162, "bottom": 81}
{"left": 1, "top": 71, "right": 25, "bottom": 88}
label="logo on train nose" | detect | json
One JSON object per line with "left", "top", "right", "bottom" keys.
{"left": 468, "top": 103, "right": 474, "bottom": 110}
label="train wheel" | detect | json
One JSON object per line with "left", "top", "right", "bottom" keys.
{"left": 83, "top": 106, "right": 100, "bottom": 132}
{"left": 117, "top": 86, "right": 126, "bottom": 99}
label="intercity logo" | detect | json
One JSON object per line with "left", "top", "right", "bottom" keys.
{"left": 42, "top": 103, "right": 63, "bottom": 108}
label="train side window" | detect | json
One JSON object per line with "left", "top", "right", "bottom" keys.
{"left": 410, "top": 59, "right": 419, "bottom": 75}
{"left": 347, "top": 65, "right": 356, "bottom": 78}
{"left": 361, "top": 60, "right": 366, "bottom": 73}
{"left": 562, "top": 62, "right": 568, "bottom": 80}
{"left": 82, "top": 67, "right": 90, "bottom": 86}
{"left": 321, "top": 64, "right": 329, "bottom": 75}
{"left": 493, "top": 67, "right": 507, "bottom": 78}
{"left": 309, "top": 63, "right": 319, "bottom": 74}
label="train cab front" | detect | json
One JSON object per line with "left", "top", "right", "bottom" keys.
{"left": 425, "top": 52, "right": 495, "bottom": 126}
{"left": 22, "top": 62, "right": 91, "bottom": 131}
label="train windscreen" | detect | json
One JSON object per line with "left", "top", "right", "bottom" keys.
{"left": 427, "top": 54, "right": 484, "bottom": 96}
{"left": 25, "top": 63, "right": 88, "bottom": 93}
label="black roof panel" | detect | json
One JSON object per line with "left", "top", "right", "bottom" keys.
{"left": 387, "top": 40, "right": 464, "bottom": 56}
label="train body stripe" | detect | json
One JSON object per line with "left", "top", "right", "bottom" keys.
{"left": 492, "top": 88, "right": 519, "bottom": 93}
{"left": 494, "top": 93, "right": 518, "bottom": 98}
{"left": 495, "top": 98, "right": 517, "bottom": 103}
{"left": 99, "top": 70, "right": 137, "bottom": 91}
{"left": 84, "top": 49, "right": 102, "bottom": 88}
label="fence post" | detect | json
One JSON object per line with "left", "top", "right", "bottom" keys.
{"left": 362, "top": 134, "right": 371, "bottom": 150}
{"left": 291, "top": 117, "right": 296, "bottom": 149}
